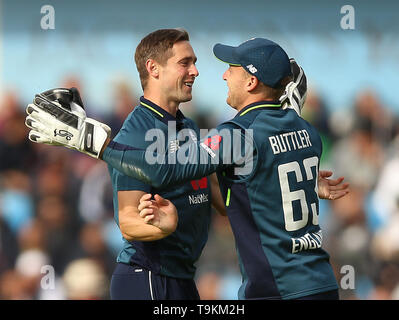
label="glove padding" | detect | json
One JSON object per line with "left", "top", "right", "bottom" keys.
{"left": 280, "top": 58, "right": 307, "bottom": 116}
{"left": 25, "top": 87, "right": 111, "bottom": 158}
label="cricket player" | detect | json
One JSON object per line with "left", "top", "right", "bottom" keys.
{"left": 27, "top": 29, "right": 227, "bottom": 300}
{"left": 104, "top": 29, "right": 229, "bottom": 300}
{"left": 25, "top": 36, "right": 348, "bottom": 299}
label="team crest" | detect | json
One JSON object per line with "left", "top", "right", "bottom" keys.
{"left": 169, "top": 139, "right": 180, "bottom": 153}
{"left": 203, "top": 135, "right": 222, "bottom": 150}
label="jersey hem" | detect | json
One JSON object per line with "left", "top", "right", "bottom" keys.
{"left": 116, "top": 261, "right": 196, "bottom": 280}
{"left": 241, "top": 284, "right": 338, "bottom": 300}
{"left": 281, "top": 284, "right": 339, "bottom": 300}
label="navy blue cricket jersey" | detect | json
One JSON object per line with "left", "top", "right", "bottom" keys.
{"left": 109, "top": 96, "right": 212, "bottom": 279}
{"left": 103, "top": 100, "right": 338, "bottom": 299}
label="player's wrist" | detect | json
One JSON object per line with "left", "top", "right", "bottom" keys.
{"left": 80, "top": 118, "right": 111, "bottom": 159}
{"left": 99, "top": 137, "right": 112, "bottom": 160}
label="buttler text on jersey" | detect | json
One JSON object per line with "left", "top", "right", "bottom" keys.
{"left": 268, "top": 129, "right": 312, "bottom": 154}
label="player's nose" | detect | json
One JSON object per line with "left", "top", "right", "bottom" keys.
{"left": 222, "top": 69, "right": 228, "bottom": 81}
{"left": 189, "top": 64, "right": 199, "bottom": 77}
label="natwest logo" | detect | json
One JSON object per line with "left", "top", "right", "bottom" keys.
{"left": 190, "top": 177, "right": 208, "bottom": 190}
{"left": 188, "top": 193, "right": 209, "bottom": 205}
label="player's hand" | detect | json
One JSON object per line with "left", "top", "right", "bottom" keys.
{"left": 138, "top": 194, "right": 178, "bottom": 235}
{"left": 25, "top": 87, "right": 111, "bottom": 158}
{"left": 318, "top": 170, "right": 349, "bottom": 200}
{"left": 280, "top": 58, "right": 307, "bottom": 116}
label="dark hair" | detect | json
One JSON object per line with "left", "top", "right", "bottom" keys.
{"left": 257, "top": 75, "right": 293, "bottom": 100}
{"left": 134, "top": 28, "right": 190, "bottom": 90}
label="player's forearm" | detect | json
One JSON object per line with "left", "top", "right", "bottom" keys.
{"left": 102, "top": 140, "right": 221, "bottom": 188}
{"left": 120, "top": 216, "right": 171, "bottom": 241}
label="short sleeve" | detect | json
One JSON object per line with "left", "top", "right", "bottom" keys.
{"left": 112, "top": 166, "right": 152, "bottom": 193}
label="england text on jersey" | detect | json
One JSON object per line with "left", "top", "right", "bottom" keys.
{"left": 291, "top": 230, "right": 323, "bottom": 254}
{"left": 268, "top": 129, "right": 312, "bottom": 155}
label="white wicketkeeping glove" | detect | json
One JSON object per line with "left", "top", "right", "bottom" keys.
{"left": 280, "top": 58, "right": 307, "bottom": 116}
{"left": 25, "top": 88, "right": 111, "bottom": 158}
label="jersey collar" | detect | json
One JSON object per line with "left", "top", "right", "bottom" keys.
{"left": 236, "top": 100, "right": 281, "bottom": 117}
{"left": 139, "top": 96, "right": 186, "bottom": 125}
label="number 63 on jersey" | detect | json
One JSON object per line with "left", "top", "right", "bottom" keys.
{"left": 278, "top": 156, "right": 319, "bottom": 232}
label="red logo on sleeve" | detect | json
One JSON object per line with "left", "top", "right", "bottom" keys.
{"left": 204, "top": 135, "right": 222, "bottom": 150}
{"left": 190, "top": 177, "right": 208, "bottom": 190}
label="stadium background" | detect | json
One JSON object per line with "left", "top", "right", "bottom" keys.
{"left": 0, "top": 0, "right": 399, "bottom": 299}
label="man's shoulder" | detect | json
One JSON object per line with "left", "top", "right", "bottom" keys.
{"left": 218, "top": 117, "right": 251, "bottom": 132}
{"left": 114, "top": 106, "right": 159, "bottom": 145}
{"left": 124, "top": 106, "right": 156, "bottom": 129}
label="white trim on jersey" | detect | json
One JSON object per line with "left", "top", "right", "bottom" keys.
{"left": 149, "top": 270, "right": 154, "bottom": 300}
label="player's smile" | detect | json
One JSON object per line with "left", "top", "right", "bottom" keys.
{"left": 176, "top": 76, "right": 195, "bottom": 101}
{"left": 183, "top": 80, "right": 194, "bottom": 88}
{"left": 182, "top": 77, "right": 195, "bottom": 91}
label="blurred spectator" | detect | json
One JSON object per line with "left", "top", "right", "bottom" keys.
{"left": 366, "top": 132, "right": 399, "bottom": 299}
{"left": 371, "top": 215, "right": 399, "bottom": 262}
{"left": 36, "top": 195, "right": 80, "bottom": 274}
{"left": 102, "top": 218, "right": 124, "bottom": 257}
{"left": 31, "top": 147, "right": 84, "bottom": 235}
{"left": 0, "top": 216, "right": 18, "bottom": 273}
{"left": 62, "top": 258, "right": 107, "bottom": 300}
{"left": 17, "top": 219, "right": 47, "bottom": 252}
{"left": 319, "top": 89, "right": 399, "bottom": 300}
{"left": 302, "top": 89, "right": 335, "bottom": 165}
{"left": 0, "top": 269, "right": 29, "bottom": 300}
{"left": 195, "top": 213, "right": 241, "bottom": 300}
{"left": 77, "top": 160, "right": 123, "bottom": 258}
{"left": 302, "top": 89, "right": 332, "bottom": 137}
{"left": 392, "top": 283, "right": 399, "bottom": 300}
{"left": 196, "top": 269, "right": 242, "bottom": 300}
{"left": 60, "top": 75, "right": 84, "bottom": 99}
{"left": 0, "top": 91, "right": 36, "bottom": 172}
{"left": 0, "top": 91, "right": 20, "bottom": 133}
{"left": 78, "top": 161, "right": 113, "bottom": 223}
{"left": 196, "top": 213, "right": 239, "bottom": 275}
{"left": 368, "top": 134, "right": 399, "bottom": 232}
{"left": 329, "top": 116, "right": 385, "bottom": 191}
{"left": 353, "top": 90, "right": 396, "bottom": 146}
{"left": 197, "top": 271, "right": 222, "bottom": 300}
{"left": 105, "top": 79, "right": 138, "bottom": 137}
{"left": 0, "top": 170, "right": 34, "bottom": 235}
{"left": 76, "top": 222, "right": 116, "bottom": 280}
{"left": 33, "top": 149, "right": 75, "bottom": 198}
{"left": 14, "top": 249, "right": 51, "bottom": 300}
{"left": 368, "top": 262, "right": 399, "bottom": 299}
{"left": 324, "top": 187, "right": 373, "bottom": 300}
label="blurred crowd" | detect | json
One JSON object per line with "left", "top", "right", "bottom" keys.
{"left": 0, "top": 76, "right": 398, "bottom": 300}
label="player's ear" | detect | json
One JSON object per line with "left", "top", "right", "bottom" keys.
{"left": 145, "top": 59, "right": 159, "bottom": 79}
{"left": 247, "top": 75, "right": 259, "bottom": 92}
